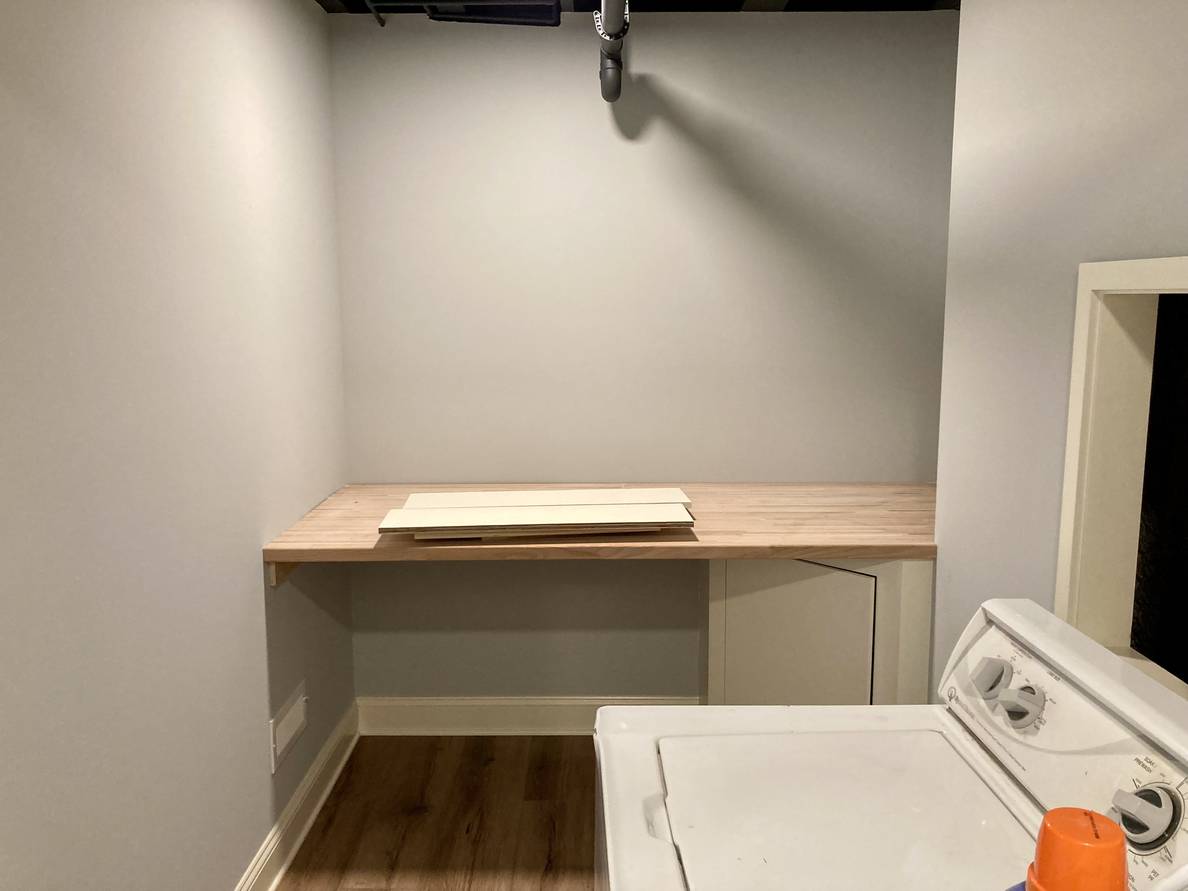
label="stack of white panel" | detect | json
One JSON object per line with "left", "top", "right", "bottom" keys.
{"left": 378, "top": 488, "right": 694, "bottom": 541}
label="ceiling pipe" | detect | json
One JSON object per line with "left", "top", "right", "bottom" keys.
{"left": 362, "top": 0, "right": 387, "bottom": 26}
{"left": 594, "top": 0, "right": 628, "bottom": 102}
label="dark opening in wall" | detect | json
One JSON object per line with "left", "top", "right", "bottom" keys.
{"left": 1132, "top": 295, "right": 1188, "bottom": 684}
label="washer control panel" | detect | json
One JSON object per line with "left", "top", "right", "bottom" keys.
{"left": 944, "top": 623, "right": 1188, "bottom": 891}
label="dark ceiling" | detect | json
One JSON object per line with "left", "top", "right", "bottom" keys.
{"left": 316, "top": 1, "right": 959, "bottom": 23}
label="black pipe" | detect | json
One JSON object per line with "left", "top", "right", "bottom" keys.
{"left": 600, "top": 51, "right": 622, "bottom": 101}
{"left": 597, "top": 0, "right": 627, "bottom": 102}
{"left": 601, "top": 0, "right": 625, "bottom": 36}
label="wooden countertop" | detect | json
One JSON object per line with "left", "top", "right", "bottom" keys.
{"left": 263, "top": 483, "right": 935, "bottom": 573}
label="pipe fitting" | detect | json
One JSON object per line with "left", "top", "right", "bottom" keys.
{"left": 595, "top": 0, "right": 628, "bottom": 102}
{"left": 600, "top": 52, "right": 622, "bottom": 102}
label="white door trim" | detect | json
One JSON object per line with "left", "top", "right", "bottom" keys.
{"left": 1056, "top": 257, "right": 1188, "bottom": 646}
{"left": 705, "top": 560, "right": 727, "bottom": 704}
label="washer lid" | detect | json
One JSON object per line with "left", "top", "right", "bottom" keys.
{"left": 658, "top": 730, "right": 1035, "bottom": 891}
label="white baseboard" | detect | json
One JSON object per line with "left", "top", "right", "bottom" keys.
{"left": 356, "top": 695, "right": 701, "bottom": 736}
{"left": 236, "top": 703, "right": 359, "bottom": 891}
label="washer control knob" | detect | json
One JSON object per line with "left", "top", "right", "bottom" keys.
{"left": 997, "top": 684, "right": 1045, "bottom": 728}
{"left": 971, "top": 657, "right": 1014, "bottom": 700}
{"left": 1111, "top": 786, "right": 1180, "bottom": 849}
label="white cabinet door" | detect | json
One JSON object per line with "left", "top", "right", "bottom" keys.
{"left": 723, "top": 560, "right": 875, "bottom": 705}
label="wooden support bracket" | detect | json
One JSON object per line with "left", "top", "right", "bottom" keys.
{"left": 266, "top": 561, "right": 297, "bottom": 588}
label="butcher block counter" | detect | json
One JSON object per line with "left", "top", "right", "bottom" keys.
{"left": 263, "top": 482, "right": 935, "bottom": 582}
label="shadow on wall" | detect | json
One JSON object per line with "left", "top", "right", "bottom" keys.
{"left": 608, "top": 71, "right": 941, "bottom": 326}
{"left": 352, "top": 561, "right": 705, "bottom": 631}
{"left": 350, "top": 561, "right": 708, "bottom": 697}
{"left": 263, "top": 564, "right": 354, "bottom": 822}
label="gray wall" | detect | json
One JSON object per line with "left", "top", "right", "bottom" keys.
{"left": 265, "top": 566, "right": 354, "bottom": 822}
{"left": 933, "top": 0, "right": 1188, "bottom": 675}
{"left": 331, "top": 12, "right": 958, "bottom": 484}
{"left": 353, "top": 562, "right": 706, "bottom": 696}
{"left": 332, "top": 11, "right": 957, "bottom": 698}
{"left": 0, "top": 2, "right": 351, "bottom": 888}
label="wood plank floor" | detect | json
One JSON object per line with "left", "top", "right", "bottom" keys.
{"left": 278, "top": 736, "right": 596, "bottom": 891}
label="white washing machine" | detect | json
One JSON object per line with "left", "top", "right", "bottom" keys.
{"left": 595, "top": 599, "right": 1188, "bottom": 890}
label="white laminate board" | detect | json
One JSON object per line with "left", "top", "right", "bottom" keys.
{"left": 378, "top": 502, "right": 694, "bottom": 534}
{"left": 401, "top": 487, "right": 691, "bottom": 510}
{"left": 413, "top": 526, "right": 664, "bottom": 541}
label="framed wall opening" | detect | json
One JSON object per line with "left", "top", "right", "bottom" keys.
{"left": 1057, "top": 257, "right": 1188, "bottom": 697}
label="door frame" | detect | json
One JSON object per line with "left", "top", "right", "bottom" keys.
{"left": 1056, "top": 257, "right": 1188, "bottom": 687}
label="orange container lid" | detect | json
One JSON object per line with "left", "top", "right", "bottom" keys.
{"left": 1027, "top": 808, "right": 1127, "bottom": 891}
